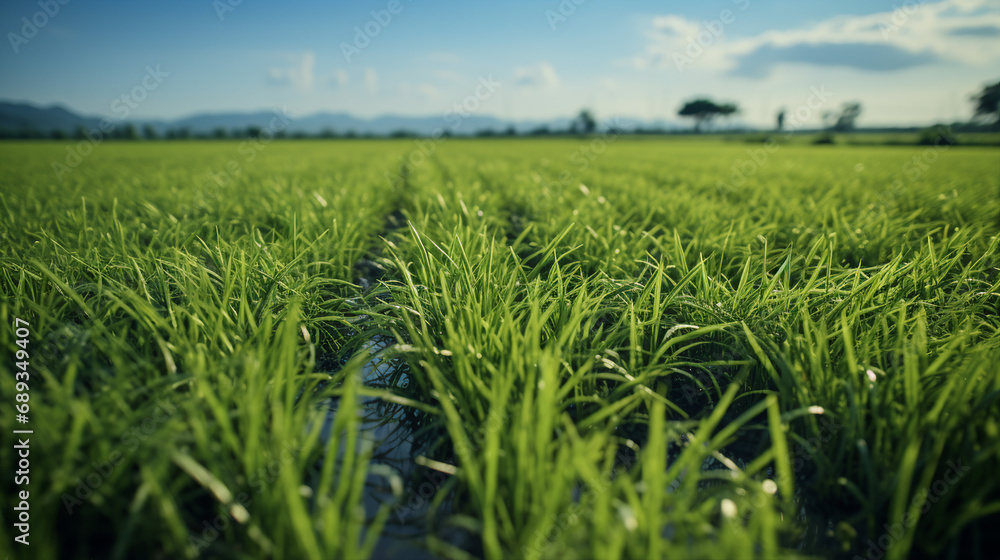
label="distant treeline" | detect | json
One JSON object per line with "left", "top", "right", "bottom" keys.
{"left": 0, "top": 122, "right": 666, "bottom": 140}
{"left": 1, "top": 121, "right": 997, "bottom": 141}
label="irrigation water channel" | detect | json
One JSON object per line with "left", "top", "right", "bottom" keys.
{"left": 320, "top": 336, "right": 464, "bottom": 558}
{"left": 319, "top": 336, "right": 843, "bottom": 557}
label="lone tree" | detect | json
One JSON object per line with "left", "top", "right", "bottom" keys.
{"left": 575, "top": 109, "right": 596, "bottom": 135}
{"left": 824, "top": 102, "right": 862, "bottom": 132}
{"left": 678, "top": 99, "right": 738, "bottom": 133}
{"left": 776, "top": 109, "right": 786, "bottom": 132}
{"left": 971, "top": 81, "right": 1000, "bottom": 124}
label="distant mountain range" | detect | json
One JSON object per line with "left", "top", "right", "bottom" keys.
{"left": 0, "top": 100, "right": 690, "bottom": 137}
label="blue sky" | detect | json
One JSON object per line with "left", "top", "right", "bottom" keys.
{"left": 2, "top": 0, "right": 998, "bottom": 127}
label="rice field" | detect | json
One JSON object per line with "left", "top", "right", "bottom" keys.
{"left": 1, "top": 138, "right": 998, "bottom": 559}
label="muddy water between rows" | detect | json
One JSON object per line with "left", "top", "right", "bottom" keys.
{"left": 319, "top": 337, "right": 471, "bottom": 559}
{"left": 317, "top": 338, "right": 842, "bottom": 558}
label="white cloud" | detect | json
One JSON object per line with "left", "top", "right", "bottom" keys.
{"left": 330, "top": 69, "right": 349, "bottom": 88}
{"left": 399, "top": 82, "right": 440, "bottom": 100}
{"left": 635, "top": 0, "right": 1000, "bottom": 76}
{"left": 513, "top": 62, "right": 560, "bottom": 90}
{"left": 267, "top": 51, "right": 315, "bottom": 92}
{"left": 433, "top": 69, "right": 466, "bottom": 83}
{"left": 424, "top": 51, "right": 464, "bottom": 65}
{"left": 364, "top": 67, "right": 379, "bottom": 94}
{"left": 416, "top": 83, "right": 439, "bottom": 99}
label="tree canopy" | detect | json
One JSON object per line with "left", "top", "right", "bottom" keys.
{"left": 576, "top": 109, "right": 596, "bottom": 135}
{"left": 824, "top": 102, "right": 863, "bottom": 132}
{"left": 677, "top": 99, "right": 738, "bottom": 133}
{"left": 971, "top": 81, "right": 999, "bottom": 124}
